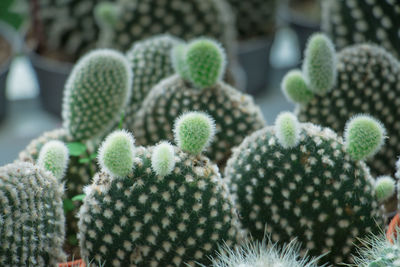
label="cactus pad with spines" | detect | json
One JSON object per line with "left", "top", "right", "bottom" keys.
{"left": 0, "top": 143, "right": 68, "bottom": 266}
{"left": 133, "top": 39, "right": 265, "bottom": 165}
{"left": 224, "top": 112, "right": 384, "bottom": 264}
{"left": 62, "top": 49, "right": 132, "bottom": 142}
{"left": 283, "top": 38, "right": 400, "bottom": 177}
{"left": 322, "top": 0, "right": 400, "bottom": 59}
{"left": 78, "top": 116, "right": 242, "bottom": 266}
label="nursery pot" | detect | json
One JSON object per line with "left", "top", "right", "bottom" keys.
{"left": 0, "top": 23, "right": 18, "bottom": 123}
{"left": 387, "top": 213, "right": 400, "bottom": 243}
{"left": 29, "top": 52, "right": 72, "bottom": 117}
{"left": 59, "top": 259, "right": 85, "bottom": 267}
{"left": 238, "top": 37, "right": 272, "bottom": 96}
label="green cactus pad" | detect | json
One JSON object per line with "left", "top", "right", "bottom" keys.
{"left": 174, "top": 111, "right": 215, "bottom": 155}
{"left": 62, "top": 49, "right": 132, "bottom": 141}
{"left": 185, "top": 39, "right": 226, "bottom": 89}
{"left": 78, "top": 144, "right": 241, "bottom": 266}
{"left": 0, "top": 162, "right": 66, "bottom": 266}
{"left": 281, "top": 70, "right": 314, "bottom": 104}
{"left": 302, "top": 33, "right": 336, "bottom": 95}
{"left": 344, "top": 115, "right": 386, "bottom": 161}
{"left": 224, "top": 120, "right": 383, "bottom": 264}
{"left": 98, "top": 130, "right": 135, "bottom": 178}
{"left": 374, "top": 176, "right": 396, "bottom": 202}
{"left": 38, "top": 140, "right": 69, "bottom": 180}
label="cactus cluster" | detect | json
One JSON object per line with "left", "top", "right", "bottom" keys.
{"left": 133, "top": 38, "right": 265, "bottom": 165}
{"left": 78, "top": 112, "right": 242, "bottom": 266}
{"left": 225, "top": 0, "right": 278, "bottom": 40}
{"left": 224, "top": 112, "right": 385, "bottom": 264}
{"left": 322, "top": 0, "right": 400, "bottom": 59}
{"left": 282, "top": 33, "right": 400, "bottom": 177}
{"left": 1, "top": 141, "right": 68, "bottom": 266}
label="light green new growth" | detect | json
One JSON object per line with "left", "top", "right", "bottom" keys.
{"left": 303, "top": 33, "right": 336, "bottom": 95}
{"left": 185, "top": 39, "right": 226, "bottom": 89}
{"left": 375, "top": 176, "right": 396, "bottom": 202}
{"left": 37, "top": 140, "right": 69, "bottom": 180}
{"left": 275, "top": 112, "right": 300, "bottom": 148}
{"left": 94, "top": 2, "right": 120, "bottom": 27}
{"left": 98, "top": 130, "right": 135, "bottom": 177}
{"left": 151, "top": 142, "right": 176, "bottom": 177}
{"left": 171, "top": 43, "right": 190, "bottom": 81}
{"left": 344, "top": 115, "right": 386, "bottom": 161}
{"left": 173, "top": 111, "right": 216, "bottom": 155}
{"left": 281, "top": 70, "right": 314, "bottom": 104}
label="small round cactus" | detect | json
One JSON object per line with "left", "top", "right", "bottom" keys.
{"left": 207, "top": 237, "right": 322, "bottom": 267}
{"left": 62, "top": 49, "right": 133, "bottom": 141}
{"left": 78, "top": 115, "right": 242, "bottom": 266}
{"left": 37, "top": 140, "right": 69, "bottom": 180}
{"left": 151, "top": 142, "right": 176, "bottom": 177}
{"left": 224, "top": 112, "right": 384, "bottom": 264}
{"left": 281, "top": 70, "right": 314, "bottom": 104}
{"left": 98, "top": 130, "right": 135, "bottom": 178}
{"left": 173, "top": 112, "right": 216, "bottom": 155}
{"left": 275, "top": 112, "right": 301, "bottom": 149}
{"left": 302, "top": 33, "right": 336, "bottom": 95}
{"left": 375, "top": 176, "right": 396, "bottom": 203}
{"left": 94, "top": 2, "right": 120, "bottom": 27}
{"left": 344, "top": 115, "right": 386, "bottom": 161}
{"left": 185, "top": 39, "right": 226, "bottom": 89}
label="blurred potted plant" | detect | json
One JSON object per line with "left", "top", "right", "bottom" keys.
{"left": 0, "top": 0, "right": 25, "bottom": 123}
{"left": 226, "top": 0, "right": 279, "bottom": 95}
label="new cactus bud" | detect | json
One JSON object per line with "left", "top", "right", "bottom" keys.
{"left": 275, "top": 112, "right": 301, "bottom": 149}
{"left": 375, "top": 176, "right": 396, "bottom": 203}
{"left": 37, "top": 140, "right": 69, "bottom": 180}
{"left": 281, "top": 70, "right": 314, "bottom": 105}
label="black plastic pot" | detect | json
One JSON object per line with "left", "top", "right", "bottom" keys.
{"left": 238, "top": 37, "right": 272, "bottom": 96}
{"left": 29, "top": 52, "right": 72, "bottom": 117}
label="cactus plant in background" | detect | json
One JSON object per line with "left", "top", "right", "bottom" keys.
{"left": 122, "top": 34, "right": 183, "bottom": 129}
{"left": 0, "top": 141, "right": 68, "bottom": 266}
{"left": 133, "top": 38, "right": 265, "bottom": 166}
{"left": 206, "top": 237, "right": 323, "bottom": 267}
{"left": 352, "top": 233, "right": 400, "bottom": 267}
{"left": 321, "top": 0, "right": 400, "bottom": 59}
{"left": 282, "top": 33, "right": 400, "bottom": 178}
{"left": 225, "top": 0, "right": 278, "bottom": 40}
{"left": 78, "top": 112, "right": 242, "bottom": 266}
{"left": 224, "top": 112, "right": 385, "bottom": 264}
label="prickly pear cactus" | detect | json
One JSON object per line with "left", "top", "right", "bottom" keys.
{"left": 123, "top": 35, "right": 183, "bottom": 129}
{"left": 224, "top": 112, "right": 385, "bottom": 264}
{"left": 206, "top": 237, "right": 323, "bottom": 267}
{"left": 352, "top": 233, "right": 400, "bottom": 267}
{"left": 0, "top": 141, "right": 68, "bottom": 266}
{"left": 225, "top": 0, "right": 278, "bottom": 39}
{"left": 282, "top": 33, "right": 400, "bottom": 177}
{"left": 321, "top": 0, "right": 400, "bottom": 59}
{"left": 133, "top": 38, "right": 265, "bottom": 165}
{"left": 78, "top": 112, "right": 242, "bottom": 266}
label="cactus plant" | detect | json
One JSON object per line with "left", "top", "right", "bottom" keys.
{"left": 321, "top": 0, "right": 400, "bottom": 59}
{"left": 281, "top": 33, "right": 400, "bottom": 177}
{"left": 206, "top": 237, "right": 323, "bottom": 267}
{"left": 123, "top": 34, "right": 183, "bottom": 129}
{"left": 224, "top": 112, "right": 385, "bottom": 264}
{"left": 225, "top": 0, "right": 278, "bottom": 40}
{"left": 0, "top": 141, "right": 68, "bottom": 266}
{"left": 78, "top": 112, "right": 242, "bottom": 266}
{"left": 31, "top": 0, "right": 236, "bottom": 61}
{"left": 352, "top": 233, "right": 400, "bottom": 267}
{"left": 133, "top": 38, "right": 265, "bottom": 165}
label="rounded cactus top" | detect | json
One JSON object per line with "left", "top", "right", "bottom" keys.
{"left": 173, "top": 38, "right": 226, "bottom": 89}
{"left": 344, "top": 115, "right": 386, "bottom": 161}
{"left": 62, "top": 49, "right": 132, "bottom": 141}
{"left": 275, "top": 112, "right": 301, "bottom": 149}
{"left": 37, "top": 140, "right": 69, "bottom": 180}
{"left": 173, "top": 111, "right": 216, "bottom": 155}
{"left": 302, "top": 33, "right": 336, "bottom": 95}
{"left": 374, "top": 176, "right": 396, "bottom": 202}
{"left": 281, "top": 70, "right": 314, "bottom": 104}
{"left": 151, "top": 141, "right": 176, "bottom": 177}
{"left": 98, "top": 130, "right": 135, "bottom": 178}
{"left": 94, "top": 2, "right": 120, "bottom": 27}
